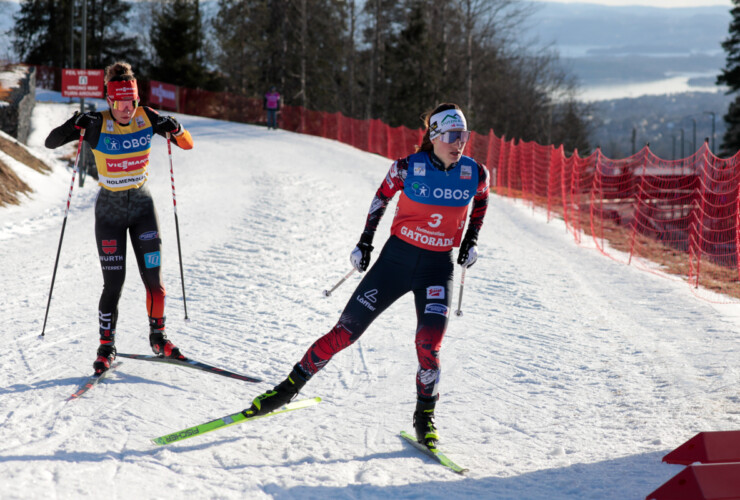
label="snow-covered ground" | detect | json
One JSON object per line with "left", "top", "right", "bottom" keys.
{"left": 1, "top": 92, "right": 740, "bottom": 499}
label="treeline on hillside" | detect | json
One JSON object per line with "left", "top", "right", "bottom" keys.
{"left": 11, "top": 0, "right": 590, "bottom": 153}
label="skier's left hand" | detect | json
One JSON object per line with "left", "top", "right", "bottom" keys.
{"left": 158, "top": 115, "right": 182, "bottom": 136}
{"left": 457, "top": 236, "right": 478, "bottom": 268}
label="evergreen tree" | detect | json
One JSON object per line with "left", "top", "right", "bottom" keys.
{"left": 213, "top": 0, "right": 346, "bottom": 110}
{"left": 717, "top": 0, "right": 740, "bottom": 157}
{"left": 212, "top": 0, "right": 268, "bottom": 95}
{"left": 281, "top": 0, "right": 347, "bottom": 112}
{"left": 12, "top": 0, "right": 142, "bottom": 70}
{"left": 359, "top": 0, "right": 404, "bottom": 120}
{"left": 12, "top": 0, "right": 71, "bottom": 67}
{"left": 551, "top": 98, "right": 592, "bottom": 155}
{"left": 150, "top": 0, "right": 220, "bottom": 90}
{"left": 85, "top": 0, "right": 143, "bottom": 69}
{"left": 385, "top": 1, "right": 454, "bottom": 128}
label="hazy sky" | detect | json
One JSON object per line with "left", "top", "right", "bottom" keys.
{"left": 535, "top": 0, "right": 732, "bottom": 7}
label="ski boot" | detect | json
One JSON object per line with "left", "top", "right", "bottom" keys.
{"left": 149, "top": 317, "right": 185, "bottom": 359}
{"left": 244, "top": 365, "right": 308, "bottom": 417}
{"left": 93, "top": 343, "right": 117, "bottom": 375}
{"left": 413, "top": 399, "right": 439, "bottom": 449}
{"left": 149, "top": 329, "right": 185, "bottom": 359}
{"left": 93, "top": 327, "right": 116, "bottom": 374}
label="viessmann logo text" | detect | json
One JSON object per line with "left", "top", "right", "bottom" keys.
{"left": 106, "top": 155, "right": 148, "bottom": 172}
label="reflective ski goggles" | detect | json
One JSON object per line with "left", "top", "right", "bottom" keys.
{"left": 438, "top": 130, "right": 470, "bottom": 144}
{"left": 108, "top": 97, "right": 139, "bottom": 111}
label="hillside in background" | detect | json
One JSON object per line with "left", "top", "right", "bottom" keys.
{"left": 524, "top": 3, "right": 737, "bottom": 156}
{"left": 530, "top": 3, "right": 729, "bottom": 55}
{"left": 529, "top": 2, "right": 730, "bottom": 86}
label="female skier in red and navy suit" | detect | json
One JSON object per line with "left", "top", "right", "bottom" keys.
{"left": 244, "top": 103, "right": 489, "bottom": 449}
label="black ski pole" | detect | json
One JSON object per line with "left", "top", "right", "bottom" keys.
{"left": 323, "top": 269, "right": 356, "bottom": 297}
{"left": 455, "top": 266, "right": 466, "bottom": 317}
{"left": 167, "top": 134, "right": 189, "bottom": 320}
{"left": 41, "top": 129, "right": 85, "bottom": 336}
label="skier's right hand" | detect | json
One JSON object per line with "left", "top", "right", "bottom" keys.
{"left": 350, "top": 232, "right": 374, "bottom": 272}
{"left": 73, "top": 111, "right": 99, "bottom": 130}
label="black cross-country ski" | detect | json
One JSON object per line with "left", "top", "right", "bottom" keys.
{"left": 400, "top": 430, "right": 469, "bottom": 474}
{"left": 116, "top": 353, "right": 262, "bottom": 383}
{"left": 67, "top": 362, "right": 122, "bottom": 401}
{"left": 151, "top": 397, "right": 322, "bottom": 445}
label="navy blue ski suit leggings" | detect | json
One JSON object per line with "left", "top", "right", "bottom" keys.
{"left": 297, "top": 235, "right": 454, "bottom": 402}
{"left": 95, "top": 185, "right": 166, "bottom": 339}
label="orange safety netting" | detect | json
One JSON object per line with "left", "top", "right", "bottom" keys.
{"left": 496, "top": 141, "right": 740, "bottom": 302}
{"left": 31, "top": 64, "right": 740, "bottom": 300}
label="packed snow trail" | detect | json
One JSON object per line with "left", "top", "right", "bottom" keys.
{"left": 1, "top": 96, "right": 739, "bottom": 499}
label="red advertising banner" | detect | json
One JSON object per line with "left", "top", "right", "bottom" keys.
{"left": 149, "top": 80, "right": 178, "bottom": 111}
{"left": 61, "top": 69, "right": 104, "bottom": 98}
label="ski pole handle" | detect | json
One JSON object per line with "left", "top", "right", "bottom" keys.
{"left": 323, "top": 269, "right": 356, "bottom": 297}
{"left": 455, "top": 266, "right": 466, "bottom": 317}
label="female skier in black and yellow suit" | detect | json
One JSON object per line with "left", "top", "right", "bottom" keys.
{"left": 45, "top": 61, "right": 194, "bottom": 374}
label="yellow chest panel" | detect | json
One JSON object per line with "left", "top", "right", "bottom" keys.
{"left": 92, "top": 108, "right": 154, "bottom": 191}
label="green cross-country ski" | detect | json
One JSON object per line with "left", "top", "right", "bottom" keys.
{"left": 152, "top": 397, "right": 321, "bottom": 446}
{"left": 400, "top": 430, "right": 469, "bottom": 474}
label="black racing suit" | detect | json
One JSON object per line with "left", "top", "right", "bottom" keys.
{"left": 45, "top": 106, "right": 193, "bottom": 346}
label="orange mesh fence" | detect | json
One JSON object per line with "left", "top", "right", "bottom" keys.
{"left": 589, "top": 148, "right": 645, "bottom": 263}
{"left": 30, "top": 64, "right": 740, "bottom": 300}
{"left": 488, "top": 130, "right": 740, "bottom": 300}
{"left": 520, "top": 142, "right": 740, "bottom": 301}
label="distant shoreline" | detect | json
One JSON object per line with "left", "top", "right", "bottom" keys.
{"left": 578, "top": 75, "right": 726, "bottom": 102}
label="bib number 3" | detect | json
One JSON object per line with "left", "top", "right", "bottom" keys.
{"left": 428, "top": 213, "right": 442, "bottom": 228}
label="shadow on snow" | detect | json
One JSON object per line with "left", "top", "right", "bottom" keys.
{"left": 263, "top": 450, "right": 678, "bottom": 500}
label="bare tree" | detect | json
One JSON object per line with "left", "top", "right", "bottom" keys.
{"left": 347, "top": 0, "right": 358, "bottom": 117}
{"left": 366, "top": 0, "right": 380, "bottom": 119}
{"left": 296, "top": 0, "right": 308, "bottom": 110}
{"left": 452, "top": 0, "right": 533, "bottom": 127}
{"left": 212, "top": 0, "right": 265, "bottom": 94}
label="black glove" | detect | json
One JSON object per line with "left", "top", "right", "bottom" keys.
{"left": 457, "top": 234, "right": 478, "bottom": 268}
{"left": 157, "top": 116, "right": 182, "bottom": 135}
{"left": 73, "top": 111, "right": 100, "bottom": 130}
{"left": 350, "top": 232, "right": 374, "bottom": 272}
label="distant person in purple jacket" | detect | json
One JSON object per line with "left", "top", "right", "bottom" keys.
{"left": 264, "top": 86, "right": 281, "bottom": 129}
